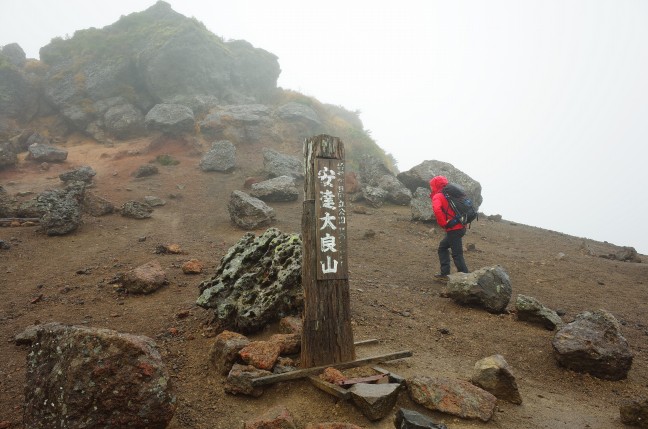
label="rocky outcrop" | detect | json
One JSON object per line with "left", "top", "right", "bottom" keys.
{"left": 23, "top": 322, "right": 175, "bottom": 429}
{"left": 552, "top": 309, "right": 633, "bottom": 380}
{"left": 0, "top": 46, "right": 40, "bottom": 121}
{"left": 200, "top": 104, "right": 274, "bottom": 143}
{"left": 397, "top": 160, "right": 482, "bottom": 210}
{"left": 38, "top": 2, "right": 280, "bottom": 134}
{"left": 445, "top": 266, "right": 512, "bottom": 314}
{"left": 197, "top": 228, "right": 303, "bottom": 334}
{"left": 104, "top": 103, "right": 146, "bottom": 139}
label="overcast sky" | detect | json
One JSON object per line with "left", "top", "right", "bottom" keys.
{"left": 2, "top": 1, "right": 647, "bottom": 254}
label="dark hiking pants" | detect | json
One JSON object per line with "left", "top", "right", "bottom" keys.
{"left": 438, "top": 228, "right": 469, "bottom": 275}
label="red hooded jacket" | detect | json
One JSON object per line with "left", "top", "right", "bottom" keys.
{"left": 430, "top": 176, "right": 464, "bottom": 231}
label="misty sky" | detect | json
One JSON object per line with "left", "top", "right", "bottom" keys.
{"left": 1, "top": 1, "right": 647, "bottom": 254}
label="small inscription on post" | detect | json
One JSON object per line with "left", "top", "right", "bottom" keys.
{"left": 314, "top": 157, "right": 348, "bottom": 280}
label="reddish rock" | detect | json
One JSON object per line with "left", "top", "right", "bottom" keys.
{"left": 182, "top": 259, "right": 204, "bottom": 274}
{"left": 244, "top": 176, "right": 265, "bottom": 189}
{"left": 279, "top": 316, "right": 303, "bottom": 335}
{"left": 23, "top": 323, "right": 175, "bottom": 429}
{"left": 120, "top": 260, "right": 167, "bottom": 294}
{"left": 407, "top": 375, "right": 496, "bottom": 422}
{"left": 209, "top": 330, "right": 250, "bottom": 375}
{"left": 269, "top": 333, "right": 301, "bottom": 355}
{"left": 239, "top": 341, "right": 281, "bottom": 370}
{"left": 243, "top": 405, "right": 296, "bottom": 429}
{"left": 344, "top": 171, "right": 361, "bottom": 193}
{"left": 320, "top": 367, "right": 345, "bottom": 385}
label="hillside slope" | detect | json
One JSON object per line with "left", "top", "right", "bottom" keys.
{"left": 0, "top": 135, "right": 647, "bottom": 428}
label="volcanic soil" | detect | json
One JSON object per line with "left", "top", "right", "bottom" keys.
{"left": 1, "top": 134, "right": 647, "bottom": 429}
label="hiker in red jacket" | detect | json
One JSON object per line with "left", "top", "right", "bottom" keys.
{"left": 430, "top": 175, "right": 469, "bottom": 280}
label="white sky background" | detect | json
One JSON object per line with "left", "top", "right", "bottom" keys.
{"left": 2, "top": 1, "right": 648, "bottom": 253}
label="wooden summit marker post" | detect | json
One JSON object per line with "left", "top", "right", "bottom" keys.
{"left": 301, "top": 135, "right": 355, "bottom": 368}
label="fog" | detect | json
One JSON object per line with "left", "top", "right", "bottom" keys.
{"left": 2, "top": 1, "right": 647, "bottom": 253}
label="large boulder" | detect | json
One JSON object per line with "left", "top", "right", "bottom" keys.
{"left": 397, "top": 160, "right": 482, "bottom": 210}
{"left": 410, "top": 187, "right": 433, "bottom": 222}
{"left": 27, "top": 142, "right": 68, "bottom": 163}
{"left": 36, "top": 183, "right": 85, "bottom": 235}
{"left": 262, "top": 148, "right": 304, "bottom": 180}
{"left": 0, "top": 142, "right": 18, "bottom": 169}
{"left": 104, "top": 103, "right": 146, "bottom": 139}
{"left": 199, "top": 140, "right": 236, "bottom": 172}
{"left": 228, "top": 190, "right": 275, "bottom": 229}
{"left": 250, "top": 175, "right": 299, "bottom": 202}
{"left": 197, "top": 228, "right": 303, "bottom": 334}
{"left": 552, "top": 309, "right": 633, "bottom": 380}
{"left": 23, "top": 322, "right": 175, "bottom": 429}
{"left": 445, "top": 266, "right": 512, "bottom": 314}
{"left": 200, "top": 104, "right": 274, "bottom": 143}
{"left": 407, "top": 375, "right": 496, "bottom": 422}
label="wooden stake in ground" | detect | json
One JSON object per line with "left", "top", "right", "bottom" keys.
{"left": 301, "top": 135, "right": 355, "bottom": 368}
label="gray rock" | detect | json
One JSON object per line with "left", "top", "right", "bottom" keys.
{"left": 394, "top": 408, "right": 448, "bottom": 429}
{"left": 121, "top": 201, "right": 153, "bottom": 219}
{"left": 118, "top": 260, "right": 168, "bottom": 294}
{"left": 0, "top": 54, "right": 39, "bottom": 121}
{"left": 27, "top": 142, "right": 68, "bottom": 163}
{"left": 262, "top": 148, "right": 303, "bottom": 180}
{"left": 59, "top": 165, "right": 96, "bottom": 183}
{"left": 397, "top": 160, "right": 483, "bottom": 210}
{"left": 37, "top": 183, "right": 85, "bottom": 235}
{"left": 250, "top": 175, "right": 299, "bottom": 202}
{"left": 445, "top": 266, "right": 512, "bottom": 314}
{"left": 104, "top": 103, "right": 145, "bottom": 139}
{"left": 348, "top": 382, "right": 402, "bottom": 421}
{"left": 515, "top": 294, "right": 563, "bottom": 330}
{"left": 23, "top": 322, "right": 175, "bottom": 429}
{"left": 197, "top": 228, "right": 303, "bottom": 334}
{"left": 377, "top": 174, "right": 412, "bottom": 205}
{"left": 407, "top": 375, "right": 497, "bottom": 422}
{"left": 1, "top": 43, "right": 26, "bottom": 67}
{"left": 199, "top": 140, "right": 236, "bottom": 172}
{"left": 82, "top": 191, "right": 115, "bottom": 216}
{"left": 209, "top": 330, "right": 250, "bottom": 375}
{"left": 552, "top": 309, "right": 633, "bottom": 380}
{"left": 361, "top": 186, "right": 388, "bottom": 208}
{"left": 0, "top": 142, "right": 18, "bottom": 168}
{"left": 359, "top": 155, "right": 394, "bottom": 187}
{"left": 277, "top": 102, "right": 321, "bottom": 125}
{"left": 225, "top": 364, "right": 271, "bottom": 397}
{"left": 410, "top": 187, "right": 433, "bottom": 222}
{"left": 145, "top": 103, "right": 195, "bottom": 135}
{"left": 199, "top": 104, "right": 273, "bottom": 142}
{"left": 619, "top": 397, "right": 648, "bottom": 428}
{"left": 228, "top": 190, "right": 275, "bottom": 230}
{"left": 471, "top": 354, "right": 522, "bottom": 404}
{"left": 143, "top": 195, "right": 166, "bottom": 207}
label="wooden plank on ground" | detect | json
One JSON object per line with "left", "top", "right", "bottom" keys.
{"left": 308, "top": 376, "right": 351, "bottom": 400}
{"left": 354, "top": 338, "right": 379, "bottom": 346}
{"left": 251, "top": 350, "right": 412, "bottom": 386}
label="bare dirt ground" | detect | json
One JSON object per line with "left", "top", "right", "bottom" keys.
{"left": 1, "top": 135, "right": 647, "bottom": 429}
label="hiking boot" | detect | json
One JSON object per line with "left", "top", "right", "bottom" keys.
{"left": 433, "top": 273, "right": 449, "bottom": 283}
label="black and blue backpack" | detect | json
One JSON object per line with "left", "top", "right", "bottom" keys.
{"left": 442, "top": 183, "right": 479, "bottom": 228}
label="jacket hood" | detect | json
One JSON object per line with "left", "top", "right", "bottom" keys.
{"left": 430, "top": 176, "right": 449, "bottom": 195}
